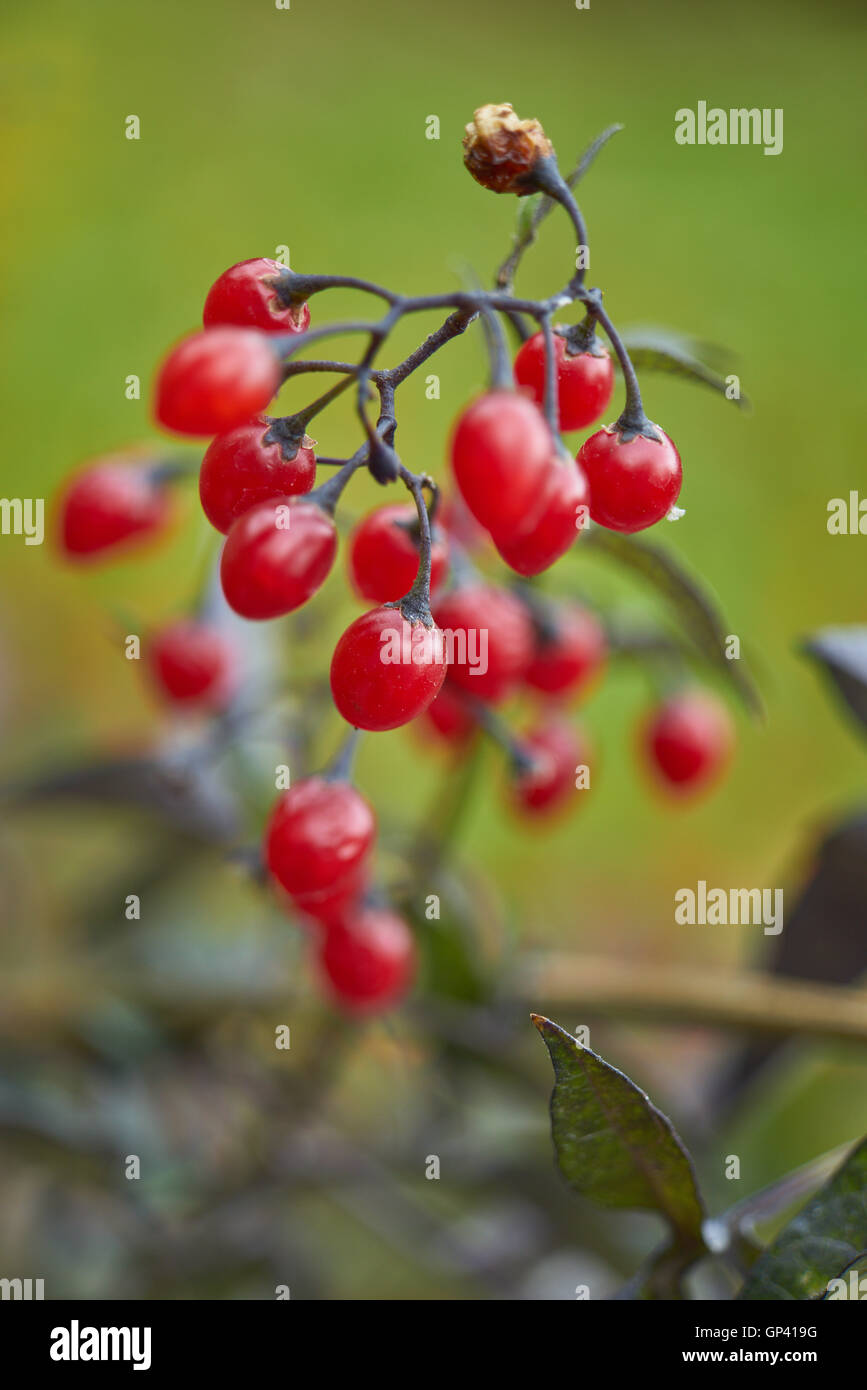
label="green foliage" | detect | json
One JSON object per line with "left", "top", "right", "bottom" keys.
{"left": 737, "top": 1137, "right": 867, "bottom": 1300}
{"left": 532, "top": 1015, "right": 705, "bottom": 1252}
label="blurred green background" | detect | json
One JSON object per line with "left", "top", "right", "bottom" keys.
{"left": 0, "top": 0, "right": 865, "bottom": 1299}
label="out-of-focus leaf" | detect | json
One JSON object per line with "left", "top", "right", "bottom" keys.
{"left": 803, "top": 626, "right": 867, "bottom": 736}
{"left": 737, "top": 1136, "right": 867, "bottom": 1300}
{"left": 718, "top": 810, "right": 867, "bottom": 1105}
{"left": 5, "top": 746, "right": 243, "bottom": 842}
{"left": 584, "top": 527, "right": 763, "bottom": 717}
{"left": 620, "top": 326, "right": 749, "bottom": 409}
{"left": 531, "top": 1015, "right": 705, "bottom": 1252}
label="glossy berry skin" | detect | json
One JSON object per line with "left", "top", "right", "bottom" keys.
{"left": 433, "top": 586, "right": 533, "bottom": 704}
{"left": 494, "top": 458, "right": 589, "bottom": 576}
{"left": 348, "top": 504, "right": 449, "bottom": 603}
{"left": 265, "top": 776, "right": 376, "bottom": 903}
{"left": 578, "top": 425, "right": 682, "bottom": 533}
{"left": 200, "top": 416, "right": 316, "bottom": 533}
{"left": 450, "top": 391, "right": 552, "bottom": 538}
{"left": 330, "top": 606, "right": 447, "bottom": 731}
{"left": 57, "top": 461, "right": 172, "bottom": 560}
{"left": 512, "top": 718, "right": 585, "bottom": 815}
{"left": 514, "top": 332, "right": 614, "bottom": 431}
{"left": 317, "top": 907, "right": 416, "bottom": 1013}
{"left": 220, "top": 497, "right": 337, "bottom": 620}
{"left": 644, "top": 691, "right": 734, "bottom": 796}
{"left": 155, "top": 328, "right": 281, "bottom": 437}
{"left": 524, "top": 605, "right": 607, "bottom": 701}
{"left": 203, "top": 258, "right": 310, "bottom": 336}
{"left": 148, "top": 620, "right": 237, "bottom": 712}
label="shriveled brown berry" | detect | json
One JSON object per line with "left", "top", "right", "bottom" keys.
{"left": 462, "top": 103, "right": 554, "bottom": 195}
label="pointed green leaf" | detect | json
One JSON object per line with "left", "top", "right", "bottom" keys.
{"left": 802, "top": 626, "right": 867, "bottom": 737}
{"left": 583, "top": 526, "right": 763, "bottom": 717}
{"left": 532, "top": 1015, "right": 705, "bottom": 1252}
{"left": 621, "top": 327, "right": 749, "bottom": 409}
{"left": 737, "top": 1136, "right": 867, "bottom": 1300}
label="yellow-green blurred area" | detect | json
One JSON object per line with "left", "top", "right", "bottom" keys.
{"left": 0, "top": 0, "right": 865, "bottom": 1298}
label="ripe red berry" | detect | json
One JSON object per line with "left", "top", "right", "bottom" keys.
{"left": 330, "top": 606, "right": 447, "bottom": 731}
{"left": 644, "top": 690, "right": 733, "bottom": 796}
{"left": 493, "top": 458, "right": 589, "bottom": 576}
{"left": 514, "top": 332, "right": 614, "bottom": 431}
{"left": 450, "top": 391, "right": 552, "bottom": 537}
{"left": 203, "top": 258, "right": 310, "bottom": 336}
{"left": 423, "top": 681, "right": 477, "bottom": 745}
{"left": 199, "top": 416, "right": 316, "bottom": 533}
{"left": 317, "top": 907, "right": 416, "bottom": 1013}
{"left": 56, "top": 460, "right": 172, "bottom": 561}
{"left": 524, "top": 605, "right": 607, "bottom": 701}
{"left": 577, "top": 425, "right": 682, "bottom": 533}
{"left": 265, "top": 776, "right": 376, "bottom": 903}
{"left": 432, "top": 586, "right": 533, "bottom": 704}
{"left": 348, "top": 504, "right": 449, "bottom": 603}
{"left": 155, "top": 328, "right": 281, "bottom": 437}
{"left": 220, "top": 496, "right": 337, "bottom": 620}
{"left": 147, "top": 620, "right": 237, "bottom": 712}
{"left": 511, "top": 717, "right": 585, "bottom": 815}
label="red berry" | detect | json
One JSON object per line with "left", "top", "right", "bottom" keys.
{"left": 524, "top": 605, "right": 607, "bottom": 701}
{"left": 644, "top": 691, "right": 733, "bottom": 796}
{"left": 265, "top": 776, "right": 376, "bottom": 902}
{"left": 317, "top": 907, "right": 415, "bottom": 1013}
{"left": 199, "top": 416, "right": 316, "bottom": 533}
{"left": 432, "top": 586, "right": 533, "bottom": 704}
{"left": 514, "top": 332, "right": 614, "bottom": 431}
{"left": 577, "top": 426, "right": 682, "bottom": 533}
{"left": 423, "top": 682, "right": 477, "bottom": 745}
{"left": 330, "top": 606, "right": 447, "bottom": 731}
{"left": 348, "top": 504, "right": 449, "bottom": 603}
{"left": 56, "top": 460, "right": 172, "bottom": 561}
{"left": 220, "top": 497, "right": 337, "bottom": 620}
{"left": 294, "top": 869, "right": 369, "bottom": 928}
{"left": 450, "top": 391, "right": 552, "bottom": 537}
{"left": 148, "top": 620, "right": 237, "bottom": 711}
{"left": 511, "top": 717, "right": 586, "bottom": 815}
{"left": 203, "top": 257, "right": 310, "bottom": 336}
{"left": 155, "top": 328, "right": 281, "bottom": 437}
{"left": 494, "top": 458, "right": 589, "bottom": 576}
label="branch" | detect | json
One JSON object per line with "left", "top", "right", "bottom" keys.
{"left": 524, "top": 954, "right": 867, "bottom": 1045}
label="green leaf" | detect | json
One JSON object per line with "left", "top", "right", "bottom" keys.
{"left": 737, "top": 1136, "right": 867, "bottom": 1300}
{"left": 583, "top": 527, "right": 763, "bottom": 717}
{"left": 531, "top": 1015, "right": 705, "bottom": 1253}
{"left": 802, "top": 626, "right": 867, "bottom": 737}
{"left": 620, "top": 326, "right": 749, "bottom": 409}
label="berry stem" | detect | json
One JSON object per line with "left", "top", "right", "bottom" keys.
{"left": 324, "top": 726, "right": 363, "bottom": 782}
{"left": 537, "top": 311, "right": 561, "bottom": 436}
{"left": 582, "top": 291, "right": 660, "bottom": 441}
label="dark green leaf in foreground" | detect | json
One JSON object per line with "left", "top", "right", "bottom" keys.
{"left": 620, "top": 326, "right": 749, "bottom": 409}
{"left": 737, "top": 1136, "right": 867, "bottom": 1300}
{"left": 802, "top": 626, "right": 867, "bottom": 737}
{"left": 531, "top": 1014, "right": 705, "bottom": 1252}
{"left": 584, "top": 526, "right": 763, "bottom": 717}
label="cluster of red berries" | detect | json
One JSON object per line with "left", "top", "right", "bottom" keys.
{"left": 53, "top": 239, "right": 733, "bottom": 1013}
